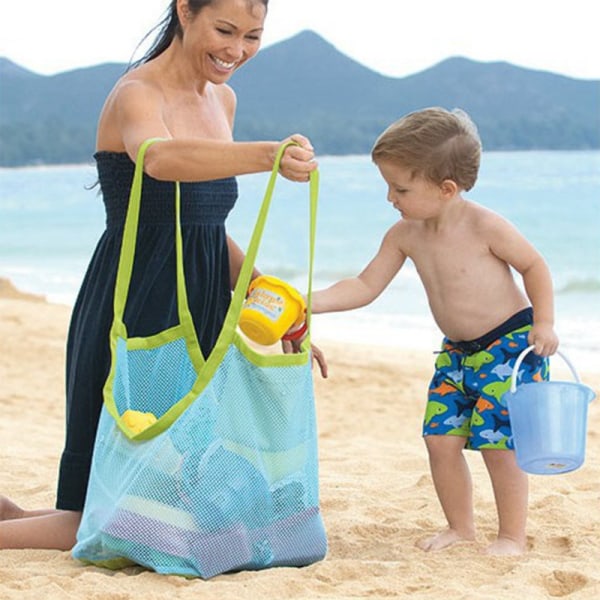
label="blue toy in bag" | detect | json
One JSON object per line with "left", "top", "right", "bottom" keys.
{"left": 72, "top": 139, "right": 327, "bottom": 578}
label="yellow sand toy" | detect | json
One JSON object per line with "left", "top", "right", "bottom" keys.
{"left": 122, "top": 409, "right": 158, "bottom": 434}
{"left": 239, "top": 275, "right": 306, "bottom": 345}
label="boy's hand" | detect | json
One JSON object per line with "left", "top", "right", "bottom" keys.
{"left": 282, "top": 338, "right": 328, "bottom": 379}
{"left": 309, "top": 342, "right": 328, "bottom": 379}
{"left": 528, "top": 323, "right": 559, "bottom": 357}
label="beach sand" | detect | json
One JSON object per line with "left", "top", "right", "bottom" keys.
{"left": 1, "top": 283, "right": 600, "bottom": 599}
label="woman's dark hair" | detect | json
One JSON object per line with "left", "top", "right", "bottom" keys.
{"left": 129, "top": 0, "right": 269, "bottom": 69}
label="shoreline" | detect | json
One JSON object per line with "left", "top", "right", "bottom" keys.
{"left": 1, "top": 275, "right": 598, "bottom": 379}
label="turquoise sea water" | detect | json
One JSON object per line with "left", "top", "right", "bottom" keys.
{"left": 1, "top": 151, "right": 599, "bottom": 367}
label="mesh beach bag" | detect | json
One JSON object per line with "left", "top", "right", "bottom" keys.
{"left": 72, "top": 139, "right": 327, "bottom": 578}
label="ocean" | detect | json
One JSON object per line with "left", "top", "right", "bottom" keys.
{"left": 1, "top": 151, "right": 599, "bottom": 370}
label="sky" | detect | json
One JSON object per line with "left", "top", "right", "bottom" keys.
{"left": 0, "top": 0, "right": 598, "bottom": 80}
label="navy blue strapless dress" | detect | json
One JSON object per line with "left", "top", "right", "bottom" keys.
{"left": 57, "top": 152, "right": 238, "bottom": 510}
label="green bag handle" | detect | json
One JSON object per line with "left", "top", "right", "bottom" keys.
{"left": 111, "top": 137, "right": 197, "bottom": 348}
{"left": 196, "top": 140, "right": 318, "bottom": 381}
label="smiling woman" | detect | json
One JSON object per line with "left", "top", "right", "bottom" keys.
{"left": 0, "top": 0, "right": 326, "bottom": 553}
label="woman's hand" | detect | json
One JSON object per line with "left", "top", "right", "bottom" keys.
{"left": 278, "top": 134, "right": 318, "bottom": 182}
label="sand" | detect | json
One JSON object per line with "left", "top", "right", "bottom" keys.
{"left": 1, "top": 282, "right": 600, "bottom": 599}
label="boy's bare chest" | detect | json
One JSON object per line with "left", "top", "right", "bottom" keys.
{"left": 408, "top": 228, "right": 491, "bottom": 284}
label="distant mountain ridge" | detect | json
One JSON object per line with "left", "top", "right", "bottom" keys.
{"left": 1, "top": 30, "right": 598, "bottom": 166}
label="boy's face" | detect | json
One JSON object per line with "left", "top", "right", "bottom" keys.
{"left": 376, "top": 160, "right": 446, "bottom": 220}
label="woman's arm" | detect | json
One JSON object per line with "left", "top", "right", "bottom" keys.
{"left": 109, "top": 80, "right": 316, "bottom": 183}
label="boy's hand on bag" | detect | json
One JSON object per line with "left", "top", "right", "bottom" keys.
{"left": 310, "top": 343, "right": 328, "bottom": 379}
{"left": 282, "top": 338, "right": 328, "bottom": 379}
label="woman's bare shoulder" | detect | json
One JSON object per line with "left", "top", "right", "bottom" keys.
{"left": 213, "top": 82, "right": 236, "bottom": 102}
{"left": 96, "top": 71, "right": 166, "bottom": 151}
{"left": 110, "top": 69, "right": 165, "bottom": 104}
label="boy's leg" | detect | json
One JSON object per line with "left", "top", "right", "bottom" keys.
{"left": 466, "top": 324, "right": 546, "bottom": 556}
{"left": 481, "top": 449, "right": 528, "bottom": 555}
{"left": 417, "top": 435, "right": 476, "bottom": 551}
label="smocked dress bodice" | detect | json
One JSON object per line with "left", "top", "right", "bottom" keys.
{"left": 96, "top": 151, "right": 237, "bottom": 228}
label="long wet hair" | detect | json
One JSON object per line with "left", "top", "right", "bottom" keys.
{"left": 129, "top": 0, "right": 269, "bottom": 69}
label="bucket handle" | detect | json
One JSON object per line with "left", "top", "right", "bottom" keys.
{"left": 510, "top": 345, "right": 580, "bottom": 393}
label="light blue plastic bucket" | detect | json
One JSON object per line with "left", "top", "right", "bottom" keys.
{"left": 504, "top": 346, "right": 596, "bottom": 475}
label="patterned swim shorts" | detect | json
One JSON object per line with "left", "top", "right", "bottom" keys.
{"left": 423, "top": 309, "right": 549, "bottom": 450}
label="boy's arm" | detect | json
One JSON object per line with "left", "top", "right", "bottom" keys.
{"left": 519, "top": 255, "right": 559, "bottom": 356}
{"left": 488, "top": 216, "right": 559, "bottom": 356}
{"left": 312, "top": 225, "right": 407, "bottom": 314}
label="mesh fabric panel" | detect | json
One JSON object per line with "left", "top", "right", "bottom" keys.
{"left": 73, "top": 343, "right": 326, "bottom": 578}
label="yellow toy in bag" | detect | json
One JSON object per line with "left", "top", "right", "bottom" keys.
{"left": 240, "top": 275, "right": 306, "bottom": 345}
{"left": 122, "top": 410, "right": 158, "bottom": 434}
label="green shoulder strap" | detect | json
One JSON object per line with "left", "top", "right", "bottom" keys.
{"left": 110, "top": 138, "right": 201, "bottom": 362}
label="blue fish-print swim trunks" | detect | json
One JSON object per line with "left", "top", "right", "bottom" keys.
{"left": 423, "top": 308, "right": 549, "bottom": 450}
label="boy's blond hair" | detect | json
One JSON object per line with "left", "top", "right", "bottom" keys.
{"left": 371, "top": 107, "right": 482, "bottom": 191}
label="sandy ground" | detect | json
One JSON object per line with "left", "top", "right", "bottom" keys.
{"left": 1, "top": 281, "right": 599, "bottom": 599}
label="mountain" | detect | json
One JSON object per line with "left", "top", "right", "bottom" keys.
{"left": 230, "top": 31, "right": 599, "bottom": 153}
{"left": 0, "top": 58, "right": 126, "bottom": 165}
{"left": 1, "top": 30, "right": 598, "bottom": 166}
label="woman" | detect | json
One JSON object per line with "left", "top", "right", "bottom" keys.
{"left": 1, "top": 0, "right": 324, "bottom": 550}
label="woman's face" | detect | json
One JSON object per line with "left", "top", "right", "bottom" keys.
{"left": 179, "top": 0, "right": 266, "bottom": 83}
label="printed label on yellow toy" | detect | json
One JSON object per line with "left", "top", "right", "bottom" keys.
{"left": 245, "top": 288, "right": 285, "bottom": 322}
